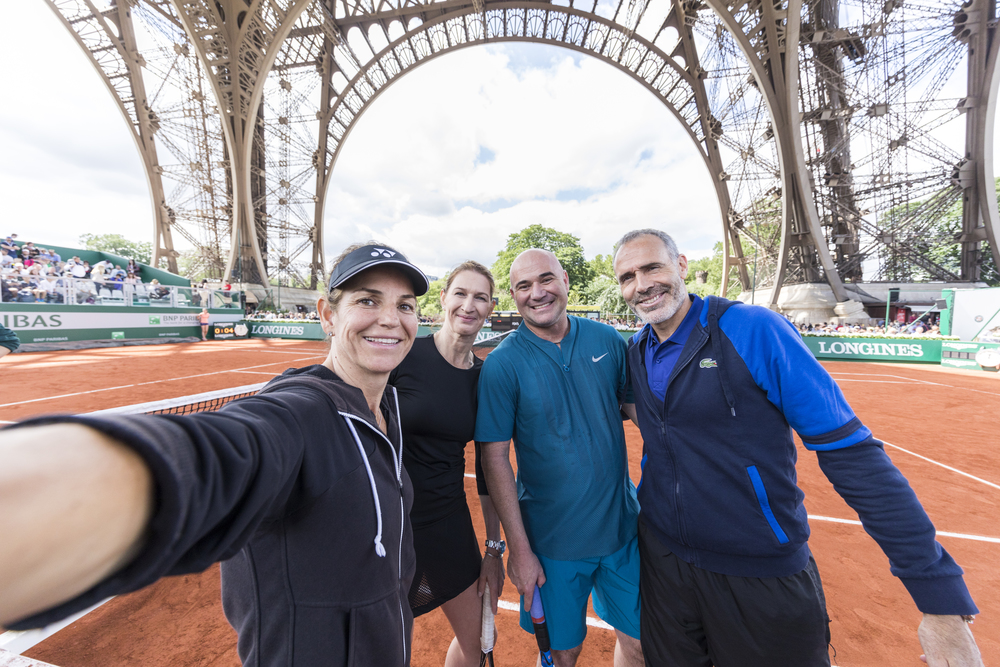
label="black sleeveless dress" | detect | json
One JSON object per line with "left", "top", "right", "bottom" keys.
{"left": 389, "top": 335, "right": 489, "bottom": 615}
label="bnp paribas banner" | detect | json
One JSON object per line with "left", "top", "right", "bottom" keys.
{"left": 1, "top": 308, "right": 203, "bottom": 343}
{"left": 802, "top": 336, "right": 943, "bottom": 363}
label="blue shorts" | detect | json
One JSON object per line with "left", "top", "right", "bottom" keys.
{"left": 518, "top": 536, "right": 641, "bottom": 650}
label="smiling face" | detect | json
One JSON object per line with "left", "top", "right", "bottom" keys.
{"left": 321, "top": 266, "right": 418, "bottom": 380}
{"left": 614, "top": 234, "right": 689, "bottom": 329}
{"left": 509, "top": 249, "right": 569, "bottom": 331}
{"left": 441, "top": 270, "right": 494, "bottom": 337}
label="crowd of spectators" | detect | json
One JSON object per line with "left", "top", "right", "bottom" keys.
{"left": 796, "top": 319, "right": 943, "bottom": 336}
{"left": 245, "top": 309, "right": 320, "bottom": 321}
{"left": 2, "top": 234, "right": 144, "bottom": 304}
{"left": 598, "top": 315, "right": 641, "bottom": 330}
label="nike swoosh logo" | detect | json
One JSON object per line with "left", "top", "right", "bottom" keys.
{"left": 592, "top": 353, "right": 608, "bottom": 362}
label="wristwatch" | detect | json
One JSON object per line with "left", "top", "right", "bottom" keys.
{"left": 485, "top": 539, "right": 506, "bottom": 555}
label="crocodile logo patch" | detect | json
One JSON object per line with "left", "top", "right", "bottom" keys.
{"left": 700, "top": 358, "right": 718, "bottom": 369}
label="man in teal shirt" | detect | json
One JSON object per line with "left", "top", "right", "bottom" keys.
{"left": 477, "top": 249, "right": 643, "bottom": 667}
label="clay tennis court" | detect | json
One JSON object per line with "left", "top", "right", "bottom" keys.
{"left": 1, "top": 339, "right": 997, "bottom": 666}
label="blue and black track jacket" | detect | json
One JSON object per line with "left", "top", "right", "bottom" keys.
{"left": 628, "top": 295, "right": 977, "bottom": 615}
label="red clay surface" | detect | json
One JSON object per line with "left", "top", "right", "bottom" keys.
{"left": 1, "top": 341, "right": 997, "bottom": 666}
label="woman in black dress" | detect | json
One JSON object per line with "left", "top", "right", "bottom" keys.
{"left": 390, "top": 260, "right": 505, "bottom": 667}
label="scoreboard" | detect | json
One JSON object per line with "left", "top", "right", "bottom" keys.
{"left": 212, "top": 321, "right": 249, "bottom": 339}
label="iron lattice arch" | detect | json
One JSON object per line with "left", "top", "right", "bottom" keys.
{"left": 46, "top": 0, "right": 1000, "bottom": 302}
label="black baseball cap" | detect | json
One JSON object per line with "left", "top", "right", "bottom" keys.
{"left": 327, "top": 244, "right": 429, "bottom": 296}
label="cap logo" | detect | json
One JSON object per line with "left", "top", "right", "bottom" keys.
{"left": 371, "top": 248, "right": 396, "bottom": 258}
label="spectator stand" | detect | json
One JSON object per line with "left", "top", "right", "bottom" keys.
{"left": 1, "top": 238, "right": 243, "bottom": 349}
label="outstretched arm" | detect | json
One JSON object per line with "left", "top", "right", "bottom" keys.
{"left": 480, "top": 440, "right": 544, "bottom": 612}
{"left": 817, "top": 443, "right": 981, "bottom": 665}
{"left": 0, "top": 424, "right": 153, "bottom": 628}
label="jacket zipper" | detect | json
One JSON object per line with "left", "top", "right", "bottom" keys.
{"left": 655, "top": 321, "right": 711, "bottom": 547}
{"left": 340, "top": 393, "right": 408, "bottom": 666}
{"left": 392, "top": 389, "right": 407, "bottom": 665}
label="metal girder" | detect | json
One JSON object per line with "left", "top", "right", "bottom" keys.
{"left": 703, "top": 0, "right": 850, "bottom": 305}
{"left": 50, "top": 0, "right": 999, "bottom": 295}
{"left": 43, "top": 0, "right": 179, "bottom": 273}
{"left": 316, "top": 2, "right": 709, "bottom": 179}
{"left": 665, "top": 0, "right": 751, "bottom": 295}
{"left": 169, "top": 0, "right": 315, "bottom": 284}
{"left": 964, "top": 0, "right": 1000, "bottom": 280}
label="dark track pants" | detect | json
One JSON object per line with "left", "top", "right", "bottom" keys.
{"left": 638, "top": 518, "right": 831, "bottom": 667}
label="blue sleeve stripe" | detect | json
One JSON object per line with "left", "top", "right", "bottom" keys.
{"left": 800, "top": 417, "right": 863, "bottom": 445}
{"left": 803, "top": 426, "right": 873, "bottom": 451}
{"left": 746, "top": 466, "right": 790, "bottom": 544}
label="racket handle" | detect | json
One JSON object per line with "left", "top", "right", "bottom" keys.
{"left": 481, "top": 582, "right": 495, "bottom": 653}
{"left": 529, "top": 584, "right": 552, "bottom": 656}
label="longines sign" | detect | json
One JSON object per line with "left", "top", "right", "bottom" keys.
{"left": 802, "top": 336, "right": 942, "bottom": 363}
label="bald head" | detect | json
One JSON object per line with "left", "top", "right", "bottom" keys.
{"left": 509, "top": 248, "right": 570, "bottom": 334}
{"left": 509, "top": 249, "right": 562, "bottom": 289}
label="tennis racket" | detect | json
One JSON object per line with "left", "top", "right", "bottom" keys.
{"left": 529, "top": 584, "right": 554, "bottom": 667}
{"left": 480, "top": 581, "right": 495, "bottom": 667}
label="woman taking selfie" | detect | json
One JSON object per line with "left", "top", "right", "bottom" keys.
{"left": 0, "top": 241, "right": 427, "bottom": 667}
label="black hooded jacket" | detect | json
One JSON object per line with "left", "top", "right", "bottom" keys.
{"left": 9, "top": 365, "right": 416, "bottom": 666}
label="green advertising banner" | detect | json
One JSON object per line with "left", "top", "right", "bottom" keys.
{"left": 247, "top": 321, "right": 327, "bottom": 340}
{"left": 941, "top": 341, "right": 1000, "bottom": 372}
{"left": 802, "top": 336, "right": 942, "bottom": 363}
{"left": 1, "top": 305, "right": 217, "bottom": 343}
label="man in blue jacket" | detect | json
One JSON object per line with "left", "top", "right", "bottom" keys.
{"left": 612, "top": 229, "right": 982, "bottom": 667}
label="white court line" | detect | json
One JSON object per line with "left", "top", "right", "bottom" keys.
{"left": 496, "top": 600, "right": 614, "bottom": 630}
{"left": 809, "top": 515, "right": 1000, "bottom": 544}
{"left": 829, "top": 379, "right": 916, "bottom": 384}
{"left": 0, "top": 356, "right": 322, "bottom": 409}
{"left": 883, "top": 441, "right": 1000, "bottom": 491}
{"left": 131, "top": 357, "right": 322, "bottom": 387}
{"left": 829, "top": 372, "right": 1000, "bottom": 397}
{"left": 0, "top": 383, "right": 136, "bottom": 408}
{"left": 231, "top": 370, "right": 286, "bottom": 376}
{"left": 829, "top": 372, "right": 936, "bottom": 384}
{"left": 0, "top": 598, "right": 111, "bottom": 655}
{"left": 240, "top": 350, "right": 329, "bottom": 355}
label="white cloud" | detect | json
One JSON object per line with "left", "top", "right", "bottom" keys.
{"left": 0, "top": 1, "right": 150, "bottom": 247}
{"left": 326, "top": 44, "right": 723, "bottom": 278}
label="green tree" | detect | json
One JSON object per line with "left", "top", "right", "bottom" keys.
{"left": 685, "top": 242, "right": 724, "bottom": 297}
{"left": 491, "top": 225, "right": 592, "bottom": 311}
{"left": 588, "top": 253, "right": 615, "bottom": 281}
{"left": 79, "top": 233, "right": 152, "bottom": 264}
{"left": 583, "top": 274, "right": 629, "bottom": 315}
{"left": 416, "top": 277, "right": 447, "bottom": 317}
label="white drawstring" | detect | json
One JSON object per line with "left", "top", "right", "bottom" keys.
{"left": 343, "top": 417, "right": 387, "bottom": 557}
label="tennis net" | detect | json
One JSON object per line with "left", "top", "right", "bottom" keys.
{"left": 87, "top": 383, "right": 268, "bottom": 418}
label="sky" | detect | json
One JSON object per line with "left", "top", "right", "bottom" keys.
{"left": 0, "top": 1, "right": 723, "bottom": 282}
